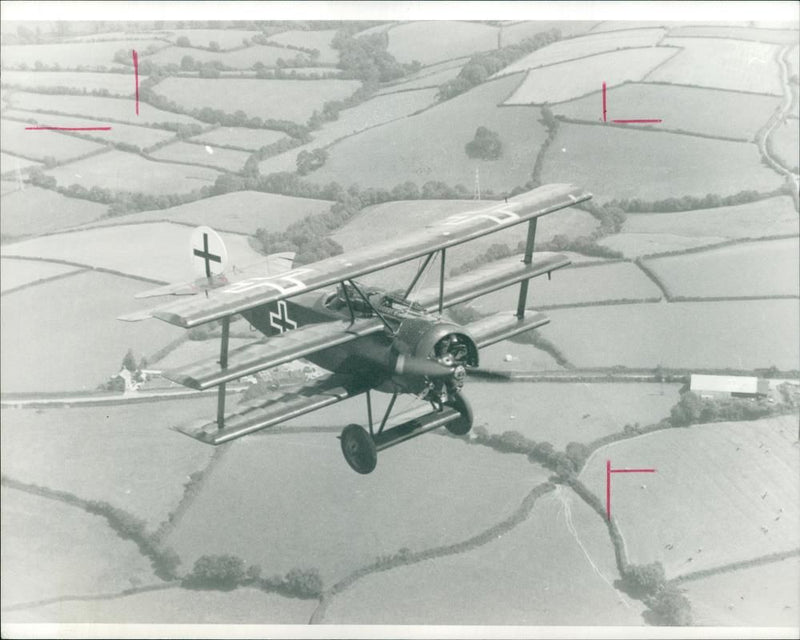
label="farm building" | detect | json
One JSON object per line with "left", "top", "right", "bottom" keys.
{"left": 690, "top": 374, "right": 769, "bottom": 399}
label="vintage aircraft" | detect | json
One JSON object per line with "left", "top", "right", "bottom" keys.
{"left": 120, "top": 183, "right": 591, "bottom": 473}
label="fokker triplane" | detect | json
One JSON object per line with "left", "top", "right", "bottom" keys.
{"left": 120, "top": 184, "right": 591, "bottom": 473}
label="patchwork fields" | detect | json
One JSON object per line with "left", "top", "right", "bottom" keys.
{"left": 1, "top": 118, "right": 107, "bottom": 163}
{"left": 0, "top": 185, "right": 108, "bottom": 238}
{"left": 0, "top": 39, "right": 169, "bottom": 69}
{"left": 189, "top": 126, "right": 287, "bottom": 151}
{"left": 1, "top": 70, "right": 137, "bottom": 95}
{"left": 149, "top": 140, "right": 251, "bottom": 172}
{"left": 384, "top": 21, "right": 499, "bottom": 66}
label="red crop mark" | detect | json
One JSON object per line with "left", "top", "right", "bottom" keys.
{"left": 132, "top": 49, "right": 139, "bottom": 115}
{"left": 26, "top": 126, "right": 112, "bottom": 131}
{"left": 603, "top": 82, "right": 661, "bottom": 125}
{"left": 606, "top": 460, "right": 657, "bottom": 522}
{"left": 602, "top": 82, "right": 607, "bottom": 122}
{"left": 612, "top": 119, "right": 662, "bottom": 124}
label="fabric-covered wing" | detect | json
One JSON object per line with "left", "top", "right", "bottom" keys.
{"left": 150, "top": 184, "right": 590, "bottom": 328}
{"left": 174, "top": 373, "right": 368, "bottom": 444}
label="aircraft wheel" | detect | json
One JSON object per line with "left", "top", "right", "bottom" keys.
{"left": 445, "top": 391, "right": 473, "bottom": 435}
{"left": 340, "top": 424, "right": 377, "bottom": 474}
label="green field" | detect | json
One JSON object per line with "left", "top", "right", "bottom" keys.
{"left": 2, "top": 118, "right": 107, "bottom": 163}
{"left": 308, "top": 75, "right": 547, "bottom": 194}
{"left": 45, "top": 150, "right": 220, "bottom": 195}
{"left": 599, "top": 233, "right": 729, "bottom": 257}
{"left": 0, "top": 257, "right": 82, "bottom": 292}
{"left": 498, "top": 28, "right": 666, "bottom": 76}
{"left": 164, "top": 29, "right": 261, "bottom": 50}
{"left": 1, "top": 70, "right": 136, "bottom": 95}
{"left": 5, "top": 221, "right": 265, "bottom": 282}
{"left": 0, "top": 185, "right": 108, "bottom": 238}
{"left": 541, "top": 123, "right": 784, "bottom": 202}
{"left": 376, "top": 64, "right": 465, "bottom": 96}
{"left": 554, "top": 83, "right": 781, "bottom": 141}
{"left": 644, "top": 237, "right": 799, "bottom": 297}
{"left": 148, "top": 44, "right": 291, "bottom": 69}
{"left": 683, "top": 557, "right": 800, "bottom": 626}
{"left": 537, "top": 300, "right": 799, "bottom": 370}
{"left": 0, "top": 398, "right": 218, "bottom": 527}
{"left": 149, "top": 140, "right": 250, "bottom": 172}
{"left": 4, "top": 109, "right": 177, "bottom": 149}
{"left": 0, "top": 270, "right": 185, "bottom": 392}
{"left": 499, "top": 21, "right": 599, "bottom": 46}
{"left": 265, "top": 29, "right": 340, "bottom": 64}
{"left": 504, "top": 48, "right": 677, "bottom": 104}
{"left": 580, "top": 415, "right": 800, "bottom": 578}
{"left": 165, "top": 431, "right": 548, "bottom": 584}
{"left": 0, "top": 40, "right": 169, "bottom": 69}
{"left": 189, "top": 126, "right": 287, "bottom": 151}
{"left": 3, "top": 585, "right": 316, "bottom": 624}
{"left": 1, "top": 488, "right": 159, "bottom": 607}
{"left": 667, "top": 25, "right": 800, "bottom": 44}
{"left": 384, "top": 21, "right": 499, "bottom": 66}
{"left": 771, "top": 118, "right": 799, "bottom": 171}
{"left": 465, "top": 381, "right": 682, "bottom": 448}
{"left": 322, "top": 490, "right": 645, "bottom": 624}
{"left": 152, "top": 77, "right": 361, "bottom": 124}
{"left": 648, "top": 38, "right": 784, "bottom": 95}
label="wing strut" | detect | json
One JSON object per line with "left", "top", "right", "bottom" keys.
{"left": 438, "top": 249, "right": 446, "bottom": 315}
{"left": 515, "top": 218, "right": 538, "bottom": 319}
{"left": 216, "top": 316, "right": 230, "bottom": 430}
{"left": 347, "top": 279, "right": 394, "bottom": 335}
{"left": 403, "top": 253, "right": 436, "bottom": 299}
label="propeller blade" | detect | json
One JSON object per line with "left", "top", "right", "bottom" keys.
{"left": 394, "top": 354, "right": 454, "bottom": 378}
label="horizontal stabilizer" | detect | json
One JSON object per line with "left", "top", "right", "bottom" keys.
{"left": 163, "top": 318, "right": 383, "bottom": 390}
{"left": 414, "top": 252, "right": 570, "bottom": 311}
{"left": 173, "top": 374, "right": 366, "bottom": 444}
{"left": 134, "top": 275, "right": 229, "bottom": 299}
{"left": 464, "top": 310, "right": 550, "bottom": 350}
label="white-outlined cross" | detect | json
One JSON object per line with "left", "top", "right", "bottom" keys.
{"left": 269, "top": 300, "right": 297, "bottom": 333}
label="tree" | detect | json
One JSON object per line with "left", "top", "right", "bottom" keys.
{"left": 183, "top": 554, "right": 246, "bottom": 590}
{"left": 465, "top": 126, "right": 503, "bottom": 160}
{"left": 180, "top": 55, "right": 196, "bottom": 71}
{"left": 623, "top": 562, "right": 667, "bottom": 596}
{"left": 122, "top": 349, "right": 137, "bottom": 372}
{"left": 283, "top": 567, "right": 323, "bottom": 598}
{"left": 176, "top": 35, "right": 191, "bottom": 47}
{"left": 646, "top": 585, "right": 693, "bottom": 625}
{"left": 208, "top": 40, "right": 220, "bottom": 51}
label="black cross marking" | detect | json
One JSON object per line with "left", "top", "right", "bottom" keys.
{"left": 193, "top": 232, "right": 222, "bottom": 278}
{"left": 269, "top": 300, "right": 297, "bottom": 333}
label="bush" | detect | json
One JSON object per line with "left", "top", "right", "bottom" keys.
{"left": 646, "top": 584, "right": 693, "bottom": 625}
{"left": 465, "top": 126, "right": 503, "bottom": 160}
{"left": 183, "top": 554, "right": 246, "bottom": 590}
{"left": 283, "top": 567, "right": 323, "bottom": 598}
{"left": 623, "top": 561, "right": 667, "bottom": 596}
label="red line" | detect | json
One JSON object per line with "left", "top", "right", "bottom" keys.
{"left": 132, "top": 49, "right": 139, "bottom": 116}
{"left": 26, "top": 126, "right": 112, "bottom": 131}
{"left": 602, "top": 82, "right": 607, "bottom": 122}
{"left": 606, "top": 459, "right": 611, "bottom": 521}
{"left": 610, "top": 468, "right": 657, "bottom": 473}
{"left": 611, "top": 119, "right": 662, "bottom": 124}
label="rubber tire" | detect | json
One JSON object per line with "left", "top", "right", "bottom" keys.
{"left": 340, "top": 424, "right": 378, "bottom": 474}
{"left": 445, "top": 391, "right": 473, "bottom": 435}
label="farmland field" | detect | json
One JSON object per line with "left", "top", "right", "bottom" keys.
{"left": 6, "top": 91, "right": 203, "bottom": 127}
{"left": 499, "top": 20, "right": 599, "bottom": 46}
{"left": 554, "top": 83, "right": 781, "bottom": 141}
{"left": 592, "top": 21, "right": 750, "bottom": 33}
{"left": 2, "top": 118, "right": 107, "bottom": 163}
{"left": 385, "top": 21, "right": 499, "bottom": 66}
{"left": 465, "top": 381, "right": 682, "bottom": 448}
{"left": 647, "top": 38, "right": 784, "bottom": 95}
{"left": 0, "top": 270, "right": 185, "bottom": 393}
{"left": 308, "top": 75, "right": 547, "bottom": 194}
{"left": 537, "top": 300, "right": 799, "bottom": 370}
{"left": 3, "top": 109, "right": 177, "bottom": 149}
{"left": 666, "top": 25, "right": 800, "bottom": 44}
{"left": 3, "top": 585, "right": 317, "bottom": 624}
{"left": 599, "top": 233, "right": 728, "bottom": 257}
{"left": 683, "top": 557, "right": 800, "bottom": 626}
{"left": 0, "top": 185, "right": 108, "bottom": 237}
{"left": 189, "top": 126, "right": 287, "bottom": 150}
{"left": 265, "top": 29, "right": 340, "bottom": 64}
{"left": 1, "top": 70, "right": 136, "bottom": 95}
{"left": 643, "top": 237, "right": 799, "bottom": 298}
{"left": 788, "top": 44, "right": 799, "bottom": 77}
{"left": 0, "top": 398, "right": 219, "bottom": 527}
{"left": 1, "top": 179, "right": 21, "bottom": 195}
{"left": 0, "top": 151, "right": 42, "bottom": 174}
{"left": 376, "top": 64, "right": 465, "bottom": 95}
{"left": 163, "top": 29, "right": 261, "bottom": 50}
{"left": 0, "top": 257, "right": 83, "bottom": 291}
{"left": 322, "top": 490, "right": 645, "bottom": 625}
{"left": 4, "top": 221, "right": 265, "bottom": 282}
{"left": 504, "top": 48, "right": 678, "bottom": 104}
{"left": 0, "top": 40, "right": 169, "bottom": 69}
{"left": 497, "top": 28, "right": 666, "bottom": 77}
{"left": 540, "top": 123, "right": 783, "bottom": 202}
{"left": 477, "top": 340, "right": 563, "bottom": 372}
{"left": 149, "top": 141, "right": 250, "bottom": 172}
{"left": 147, "top": 44, "right": 292, "bottom": 69}
{"left": 771, "top": 118, "right": 799, "bottom": 171}
{"left": 165, "top": 431, "right": 548, "bottom": 584}
{"left": 0, "top": 488, "right": 158, "bottom": 607}
{"left": 44, "top": 150, "right": 221, "bottom": 195}
{"left": 152, "top": 77, "right": 361, "bottom": 124}
{"left": 580, "top": 415, "right": 800, "bottom": 578}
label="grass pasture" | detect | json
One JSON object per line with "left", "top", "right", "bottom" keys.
{"left": 504, "top": 48, "right": 677, "bottom": 104}
{"left": 477, "top": 340, "right": 563, "bottom": 372}
{"left": 0, "top": 40, "right": 169, "bottom": 70}
{"left": 1, "top": 70, "right": 136, "bottom": 95}
{"left": 666, "top": 25, "right": 800, "bottom": 44}
{"left": 554, "top": 83, "right": 781, "bottom": 141}
{"left": 0, "top": 185, "right": 107, "bottom": 238}
{"left": 152, "top": 77, "right": 361, "bottom": 124}
{"left": 149, "top": 141, "right": 250, "bottom": 172}
{"left": 592, "top": 21, "right": 750, "bottom": 33}
{"left": 164, "top": 29, "right": 262, "bottom": 50}
{"left": 4, "top": 221, "right": 265, "bottom": 282}
{"left": 265, "top": 29, "right": 340, "bottom": 64}
{"left": 2, "top": 118, "right": 107, "bottom": 163}
{"left": 308, "top": 75, "right": 547, "bottom": 194}
{"left": 7, "top": 91, "right": 203, "bottom": 127}
{"left": 165, "top": 431, "right": 548, "bottom": 584}
{"left": 499, "top": 21, "right": 599, "bottom": 46}
{"left": 541, "top": 123, "right": 783, "bottom": 202}
{"left": 189, "top": 126, "right": 287, "bottom": 151}
{"left": 377, "top": 63, "right": 465, "bottom": 96}
{"left": 0, "top": 257, "right": 83, "bottom": 292}
{"left": 643, "top": 237, "right": 799, "bottom": 298}
{"left": 321, "top": 490, "right": 644, "bottom": 625}
{"left": 647, "top": 38, "right": 783, "bottom": 95}
{"left": 771, "top": 118, "right": 799, "bottom": 171}
{"left": 579, "top": 415, "right": 800, "bottom": 578}
{"left": 147, "top": 44, "right": 292, "bottom": 69}
{"left": 0, "top": 487, "right": 159, "bottom": 608}
{"left": 0, "top": 152, "right": 41, "bottom": 174}
{"left": 385, "top": 21, "right": 499, "bottom": 66}
{"left": 497, "top": 29, "right": 667, "bottom": 77}
{"left": 45, "top": 150, "right": 221, "bottom": 195}
{"left": 0, "top": 270, "right": 185, "bottom": 393}
{"left": 537, "top": 300, "right": 799, "bottom": 370}
{"left": 599, "top": 233, "right": 729, "bottom": 257}
{"left": 1, "top": 180, "right": 21, "bottom": 195}
{"left": 465, "top": 381, "right": 682, "bottom": 448}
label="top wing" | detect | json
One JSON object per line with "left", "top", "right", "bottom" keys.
{"left": 150, "top": 184, "right": 590, "bottom": 328}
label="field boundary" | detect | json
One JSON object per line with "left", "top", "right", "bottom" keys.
{"left": 1, "top": 582, "right": 179, "bottom": 614}
{"left": 0, "top": 254, "right": 167, "bottom": 285}
{"left": 0, "top": 266, "right": 88, "bottom": 297}
{"left": 673, "top": 548, "right": 800, "bottom": 584}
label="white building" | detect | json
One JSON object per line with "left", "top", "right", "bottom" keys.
{"left": 690, "top": 374, "right": 769, "bottom": 399}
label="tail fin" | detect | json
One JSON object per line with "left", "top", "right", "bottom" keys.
{"left": 191, "top": 226, "right": 228, "bottom": 279}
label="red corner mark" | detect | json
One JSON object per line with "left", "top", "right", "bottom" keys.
{"left": 26, "top": 126, "right": 111, "bottom": 131}
{"left": 603, "top": 82, "right": 661, "bottom": 125}
{"left": 132, "top": 49, "right": 139, "bottom": 115}
{"left": 606, "top": 460, "right": 657, "bottom": 522}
